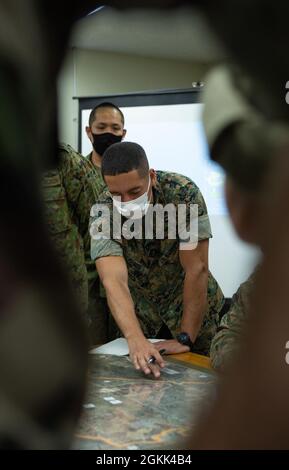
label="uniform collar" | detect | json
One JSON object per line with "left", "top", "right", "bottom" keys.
{"left": 87, "top": 152, "right": 102, "bottom": 174}
{"left": 152, "top": 172, "right": 167, "bottom": 206}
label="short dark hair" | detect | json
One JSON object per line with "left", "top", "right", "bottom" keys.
{"left": 102, "top": 142, "right": 149, "bottom": 178}
{"left": 88, "top": 102, "right": 125, "bottom": 127}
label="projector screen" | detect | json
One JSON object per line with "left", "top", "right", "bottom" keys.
{"left": 78, "top": 90, "right": 258, "bottom": 296}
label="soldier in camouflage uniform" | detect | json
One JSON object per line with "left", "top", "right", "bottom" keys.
{"left": 43, "top": 143, "right": 112, "bottom": 341}
{"left": 203, "top": 66, "right": 288, "bottom": 373}
{"left": 43, "top": 145, "right": 89, "bottom": 314}
{"left": 210, "top": 270, "right": 257, "bottom": 371}
{"left": 43, "top": 138, "right": 126, "bottom": 344}
{"left": 90, "top": 142, "right": 225, "bottom": 378}
{"left": 85, "top": 102, "right": 127, "bottom": 343}
{"left": 44, "top": 104, "right": 127, "bottom": 345}
{"left": 188, "top": 59, "right": 289, "bottom": 447}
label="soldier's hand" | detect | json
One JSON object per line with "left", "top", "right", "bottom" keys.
{"left": 127, "top": 336, "right": 165, "bottom": 378}
{"left": 154, "top": 339, "right": 190, "bottom": 355}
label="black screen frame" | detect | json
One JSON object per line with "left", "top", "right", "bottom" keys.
{"left": 75, "top": 87, "right": 203, "bottom": 154}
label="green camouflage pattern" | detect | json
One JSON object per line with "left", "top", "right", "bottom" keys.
{"left": 84, "top": 153, "right": 106, "bottom": 284}
{"left": 210, "top": 270, "right": 257, "bottom": 370}
{"left": 42, "top": 144, "right": 90, "bottom": 313}
{"left": 43, "top": 144, "right": 114, "bottom": 343}
{"left": 85, "top": 152, "right": 114, "bottom": 344}
{"left": 91, "top": 171, "right": 225, "bottom": 355}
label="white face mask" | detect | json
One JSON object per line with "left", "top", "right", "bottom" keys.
{"left": 112, "top": 176, "right": 151, "bottom": 219}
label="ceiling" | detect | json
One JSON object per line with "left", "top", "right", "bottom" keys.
{"left": 70, "top": 6, "right": 225, "bottom": 62}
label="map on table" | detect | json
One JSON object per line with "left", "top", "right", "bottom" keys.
{"left": 73, "top": 354, "right": 217, "bottom": 450}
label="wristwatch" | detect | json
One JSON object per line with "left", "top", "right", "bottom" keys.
{"left": 176, "top": 332, "right": 194, "bottom": 352}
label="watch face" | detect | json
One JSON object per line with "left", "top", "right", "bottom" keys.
{"left": 177, "top": 332, "right": 190, "bottom": 346}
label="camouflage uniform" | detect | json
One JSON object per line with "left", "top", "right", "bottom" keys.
{"left": 44, "top": 146, "right": 115, "bottom": 344}
{"left": 91, "top": 171, "right": 225, "bottom": 355}
{"left": 210, "top": 270, "right": 257, "bottom": 371}
{"left": 85, "top": 153, "right": 116, "bottom": 344}
{"left": 42, "top": 144, "right": 100, "bottom": 314}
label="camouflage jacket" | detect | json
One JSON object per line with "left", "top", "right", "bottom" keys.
{"left": 91, "top": 171, "right": 225, "bottom": 338}
{"left": 42, "top": 144, "right": 102, "bottom": 311}
{"left": 85, "top": 152, "right": 106, "bottom": 283}
{"left": 210, "top": 269, "right": 258, "bottom": 371}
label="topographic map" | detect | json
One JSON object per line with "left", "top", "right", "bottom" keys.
{"left": 74, "top": 354, "right": 217, "bottom": 450}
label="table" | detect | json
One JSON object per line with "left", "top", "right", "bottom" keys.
{"left": 74, "top": 352, "right": 216, "bottom": 450}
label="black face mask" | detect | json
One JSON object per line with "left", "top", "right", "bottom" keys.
{"left": 92, "top": 132, "right": 122, "bottom": 156}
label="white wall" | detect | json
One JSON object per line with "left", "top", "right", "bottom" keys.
{"left": 210, "top": 216, "right": 259, "bottom": 297}
{"left": 58, "top": 48, "right": 210, "bottom": 149}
